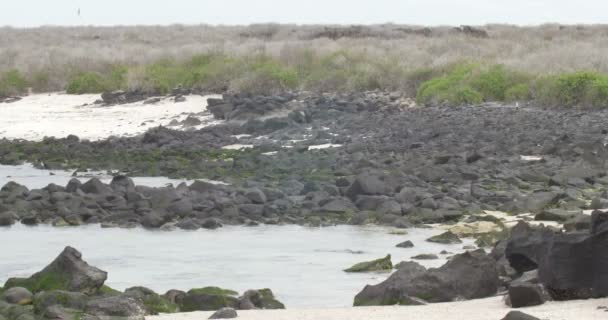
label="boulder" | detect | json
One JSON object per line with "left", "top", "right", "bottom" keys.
{"left": 354, "top": 250, "right": 499, "bottom": 305}
{"left": 505, "top": 222, "right": 553, "bottom": 273}
{"left": 320, "top": 198, "right": 356, "bottom": 213}
{"left": 411, "top": 254, "right": 438, "bottom": 260}
{"left": 0, "top": 212, "right": 16, "bottom": 226}
{"left": 344, "top": 255, "right": 392, "bottom": 273}
{"left": 80, "top": 178, "right": 112, "bottom": 195}
{"left": 426, "top": 231, "right": 462, "bottom": 244}
{"left": 163, "top": 289, "right": 186, "bottom": 305}
{"left": 85, "top": 295, "right": 146, "bottom": 319}
{"left": 505, "top": 216, "right": 608, "bottom": 300}
{"left": 3, "top": 247, "right": 107, "bottom": 294}
{"left": 2, "top": 287, "right": 32, "bottom": 305}
{"left": 507, "top": 283, "right": 545, "bottom": 308}
{"left": 109, "top": 175, "right": 135, "bottom": 193}
{"left": 176, "top": 218, "right": 201, "bottom": 230}
{"left": 39, "top": 305, "right": 81, "bottom": 320}
{"left": 396, "top": 240, "right": 414, "bottom": 248}
{"left": 244, "top": 189, "right": 267, "bottom": 204}
{"left": 346, "top": 173, "right": 392, "bottom": 200}
{"left": 535, "top": 209, "right": 580, "bottom": 222}
{"left": 354, "top": 261, "right": 427, "bottom": 306}
{"left": 179, "top": 287, "right": 239, "bottom": 312}
{"left": 32, "top": 291, "right": 88, "bottom": 314}
{"left": 238, "top": 289, "right": 285, "bottom": 309}
{"left": 207, "top": 103, "right": 235, "bottom": 120}
{"left": 124, "top": 286, "right": 178, "bottom": 315}
{"left": 201, "top": 218, "right": 222, "bottom": 230}
{"left": 517, "top": 192, "right": 562, "bottom": 214}
{"left": 501, "top": 311, "right": 540, "bottom": 320}
{"left": 141, "top": 211, "right": 166, "bottom": 228}
{"left": 209, "top": 307, "right": 238, "bottom": 319}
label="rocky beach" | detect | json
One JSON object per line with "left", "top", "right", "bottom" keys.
{"left": 0, "top": 88, "right": 607, "bottom": 319}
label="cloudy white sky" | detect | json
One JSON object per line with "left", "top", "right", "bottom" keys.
{"left": 2, "top": 0, "right": 607, "bottom": 27}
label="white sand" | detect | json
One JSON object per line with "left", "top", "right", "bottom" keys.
{"left": 148, "top": 296, "right": 608, "bottom": 320}
{"left": 0, "top": 93, "right": 220, "bottom": 141}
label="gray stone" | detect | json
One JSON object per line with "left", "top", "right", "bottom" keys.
{"left": 209, "top": 307, "right": 237, "bottom": 319}
{"left": 501, "top": 311, "right": 540, "bottom": 320}
{"left": 508, "top": 283, "right": 545, "bottom": 308}
{"left": 2, "top": 287, "right": 32, "bottom": 305}
{"left": 4, "top": 247, "right": 107, "bottom": 295}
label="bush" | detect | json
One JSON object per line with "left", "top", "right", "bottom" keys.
{"left": 535, "top": 71, "right": 608, "bottom": 108}
{"left": 470, "top": 65, "right": 529, "bottom": 101}
{"left": 141, "top": 59, "right": 191, "bottom": 94}
{"left": 416, "top": 63, "right": 479, "bottom": 106}
{"left": 0, "top": 70, "right": 28, "bottom": 96}
{"left": 230, "top": 56, "right": 299, "bottom": 94}
{"left": 65, "top": 72, "right": 108, "bottom": 94}
{"left": 505, "top": 83, "right": 531, "bottom": 101}
{"left": 416, "top": 63, "right": 534, "bottom": 106}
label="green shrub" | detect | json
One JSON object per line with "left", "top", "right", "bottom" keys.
{"left": 505, "top": 83, "right": 531, "bottom": 101}
{"left": 586, "top": 76, "right": 608, "bottom": 108}
{"left": 535, "top": 71, "right": 608, "bottom": 108}
{"left": 451, "top": 86, "right": 483, "bottom": 105}
{"left": 108, "top": 65, "right": 128, "bottom": 90}
{"left": 416, "top": 63, "right": 534, "bottom": 106}
{"left": 416, "top": 63, "right": 478, "bottom": 105}
{"left": 65, "top": 72, "right": 108, "bottom": 94}
{"left": 230, "top": 56, "right": 299, "bottom": 94}
{"left": 142, "top": 59, "right": 190, "bottom": 94}
{"left": 0, "top": 70, "right": 28, "bottom": 95}
{"left": 470, "top": 65, "right": 529, "bottom": 101}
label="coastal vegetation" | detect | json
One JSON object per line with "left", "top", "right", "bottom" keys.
{"left": 2, "top": 24, "right": 608, "bottom": 107}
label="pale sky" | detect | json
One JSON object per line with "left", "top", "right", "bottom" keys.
{"left": 2, "top": 0, "right": 608, "bottom": 27}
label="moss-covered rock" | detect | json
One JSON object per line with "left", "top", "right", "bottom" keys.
{"left": 32, "top": 291, "right": 88, "bottom": 315}
{"left": 179, "top": 287, "right": 239, "bottom": 312}
{"left": 1, "top": 288, "right": 32, "bottom": 306}
{"left": 124, "top": 286, "right": 178, "bottom": 315}
{"left": 426, "top": 231, "right": 462, "bottom": 244}
{"left": 3, "top": 247, "right": 106, "bottom": 295}
{"left": 239, "top": 289, "right": 285, "bottom": 310}
{"left": 97, "top": 285, "right": 121, "bottom": 296}
{"left": 344, "top": 255, "right": 392, "bottom": 273}
{"left": 0, "top": 303, "right": 35, "bottom": 320}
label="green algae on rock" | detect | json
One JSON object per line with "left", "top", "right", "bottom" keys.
{"left": 344, "top": 255, "right": 392, "bottom": 273}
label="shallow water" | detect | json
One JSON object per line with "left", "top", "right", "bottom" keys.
{"left": 0, "top": 224, "right": 473, "bottom": 308}
{"left": 0, "top": 164, "right": 224, "bottom": 189}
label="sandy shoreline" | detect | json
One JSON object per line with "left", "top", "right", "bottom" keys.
{"left": 148, "top": 296, "right": 608, "bottom": 320}
{"left": 0, "top": 93, "right": 219, "bottom": 141}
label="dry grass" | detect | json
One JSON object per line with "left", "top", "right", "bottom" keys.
{"left": 2, "top": 24, "right": 608, "bottom": 94}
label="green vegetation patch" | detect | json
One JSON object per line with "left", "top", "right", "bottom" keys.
{"left": 179, "top": 287, "right": 239, "bottom": 312}
{"left": 0, "top": 70, "right": 28, "bottom": 96}
{"left": 141, "top": 294, "right": 179, "bottom": 314}
{"left": 344, "top": 254, "right": 393, "bottom": 273}
{"left": 416, "top": 63, "right": 531, "bottom": 106}
{"left": 187, "top": 287, "right": 238, "bottom": 296}
{"left": 98, "top": 285, "right": 121, "bottom": 296}
{"left": 4, "top": 271, "right": 69, "bottom": 294}
{"left": 536, "top": 71, "right": 608, "bottom": 108}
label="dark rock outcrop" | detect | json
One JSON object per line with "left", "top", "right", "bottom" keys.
{"left": 354, "top": 250, "right": 499, "bottom": 306}
{"left": 507, "top": 283, "right": 545, "bottom": 308}
{"left": 505, "top": 214, "right": 608, "bottom": 300}
{"left": 344, "top": 255, "right": 392, "bottom": 273}
{"left": 3, "top": 247, "right": 107, "bottom": 295}
{"left": 209, "top": 307, "right": 238, "bottom": 319}
{"left": 501, "top": 311, "right": 540, "bottom": 320}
